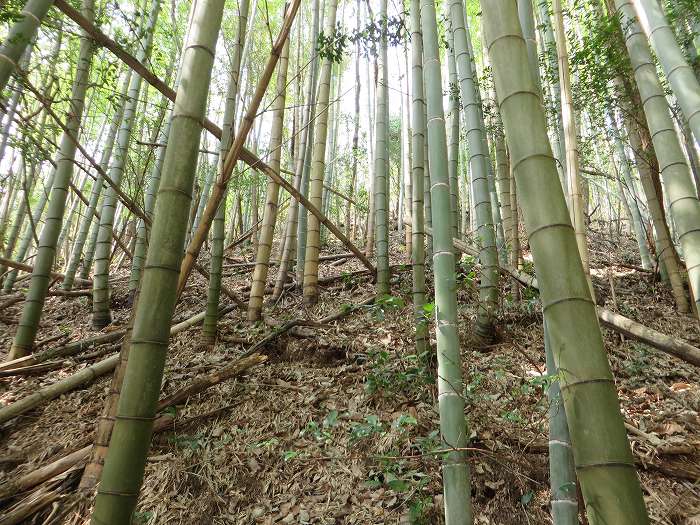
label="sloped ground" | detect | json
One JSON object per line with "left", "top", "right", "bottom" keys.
{"left": 0, "top": 229, "right": 698, "bottom": 524}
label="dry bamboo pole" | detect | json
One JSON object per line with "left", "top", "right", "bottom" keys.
{"left": 0, "top": 306, "right": 235, "bottom": 424}
{"left": 0, "top": 256, "right": 92, "bottom": 287}
{"left": 552, "top": 0, "right": 590, "bottom": 274}
{"left": 441, "top": 229, "right": 700, "bottom": 367}
{"left": 0, "top": 353, "right": 266, "bottom": 502}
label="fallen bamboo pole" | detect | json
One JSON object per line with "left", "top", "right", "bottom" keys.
{"left": 0, "top": 306, "right": 238, "bottom": 421}
{"left": 439, "top": 229, "right": 700, "bottom": 367}
{"left": 0, "top": 257, "right": 92, "bottom": 287}
{"left": 0, "top": 304, "right": 238, "bottom": 373}
{"left": 0, "top": 353, "right": 266, "bottom": 501}
{"left": 597, "top": 308, "right": 700, "bottom": 366}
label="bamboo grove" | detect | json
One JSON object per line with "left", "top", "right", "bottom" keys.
{"left": 0, "top": 0, "right": 699, "bottom": 522}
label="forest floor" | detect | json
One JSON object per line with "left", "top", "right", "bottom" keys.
{"left": 1, "top": 229, "right": 699, "bottom": 524}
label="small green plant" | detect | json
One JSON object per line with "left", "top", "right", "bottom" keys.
{"left": 366, "top": 456, "right": 433, "bottom": 522}
{"left": 408, "top": 495, "right": 433, "bottom": 524}
{"left": 253, "top": 437, "right": 280, "bottom": 449}
{"left": 366, "top": 458, "right": 430, "bottom": 493}
{"left": 368, "top": 294, "right": 406, "bottom": 320}
{"left": 301, "top": 410, "right": 339, "bottom": 445}
{"left": 133, "top": 511, "right": 153, "bottom": 524}
{"left": 414, "top": 429, "right": 441, "bottom": 456}
{"left": 392, "top": 414, "right": 418, "bottom": 430}
{"left": 456, "top": 256, "right": 477, "bottom": 286}
{"left": 282, "top": 450, "right": 299, "bottom": 461}
{"left": 169, "top": 433, "right": 205, "bottom": 452}
{"left": 349, "top": 414, "right": 384, "bottom": 443}
{"left": 364, "top": 348, "right": 434, "bottom": 397}
{"left": 501, "top": 409, "right": 524, "bottom": 424}
{"left": 418, "top": 302, "right": 435, "bottom": 326}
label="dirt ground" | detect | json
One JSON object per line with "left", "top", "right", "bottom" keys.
{"left": 0, "top": 229, "right": 699, "bottom": 524}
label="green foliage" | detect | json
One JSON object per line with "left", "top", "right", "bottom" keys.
{"left": 367, "top": 294, "right": 405, "bottom": 320}
{"left": 365, "top": 455, "right": 432, "bottom": 522}
{"left": 349, "top": 414, "right": 384, "bottom": 442}
{"left": 0, "top": 0, "right": 25, "bottom": 24}
{"left": 169, "top": 432, "right": 206, "bottom": 453}
{"left": 317, "top": 22, "right": 349, "bottom": 63}
{"left": 317, "top": 13, "right": 408, "bottom": 61}
{"left": 364, "top": 348, "right": 433, "bottom": 397}
{"left": 520, "top": 490, "right": 534, "bottom": 507}
{"left": 133, "top": 511, "right": 154, "bottom": 524}
{"left": 623, "top": 344, "right": 653, "bottom": 384}
{"left": 456, "top": 255, "right": 477, "bottom": 287}
{"left": 301, "top": 410, "right": 339, "bottom": 445}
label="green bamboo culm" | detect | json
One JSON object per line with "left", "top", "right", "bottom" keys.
{"left": 373, "top": 0, "right": 390, "bottom": 296}
{"left": 3, "top": 168, "right": 55, "bottom": 293}
{"left": 90, "top": 0, "right": 225, "bottom": 520}
{"left": 202, "top": 0, "right": 250, "bottom": 339}
{"left": 544, "top": 321, "right": 578, "bottom": 525}
{"left": 247, "top": 21, "right": 290, "bottom": 320}
{"left": 273, "top": 0, "right": 320, "bottom": 300}
{"left": 608, "top": 113, "right": 653, "bottom": 270}
{"left": 446, "top": 0, "right": 499, "bottom": 341}
{"left": 420, "top": 0, "right": 473, "bottom": 522}
{"left": 302, "top": 0, "right": 339, "bottom": 304}
{"left": 410, "top": 0, "right": 428, "bottom": 355}
{"left": 127, "top": 112, "right": 169, "bottom": 299}
{"left": 481, "top": 2, "right": 649, "bottom": 523}
{"left": 444, "top": 20, "right": 460, "bottom": 240}
{"left": 613, "top": 0, "right": 700, "bottom": 318}
{"left": 61, "top": 70, "right": 128, "bottom": 291}
{"left": 127, "top": 53, "right": 176, "bottom": 302}
{"left": 8, "top": 0, "right": 96, "bottom": 361}
{"left": 0, "top": 0, "right": 53, "bottom": 97}
{"left": 631, "top": 0, "right": 700, "bottom": 144}
{"left": 91, "top": 0, "right": 161, "bottom": 329}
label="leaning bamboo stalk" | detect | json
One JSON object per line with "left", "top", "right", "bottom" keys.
{"left": 483, "top": 2, "right": 648, "bottom": 519}
{"left": 631, "top": 0, "right": 700, "bottom": 144}
{"left": 0, "top": 0, "right": 51, "bottom": 95}
{"left": 597, "top": 309, "right": 700, "bottom": 366}
{"left": 447, "top": 0, "right": 499, "bottom": 341}
{"left": 613, "top": 0, "right": 700, "bottom": 317}
{"left": 0, "top": 256, "right": 92, "bottom": 287}
{"left": 0, "top": 355, "right": 119, "bottom": 425}
{"left": 8, "top": 0, "right": 96, "bottom": 361}
{"left": 0, "top": 331, "right": 125, "bottom": 371}
{"left": 91, "top": 0, "right": 226, "bottom": 517}
{"left": 176, "top": 0, "right": 302, "bottom": 299}
{"left": 250, "top": 151, "right": 374, "bottom": 272}
{"left": 51, "top": 0, "right": 289, "bottom": 200}
{"left": 552, "top": 0, "right": 590, "bottom": 274}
